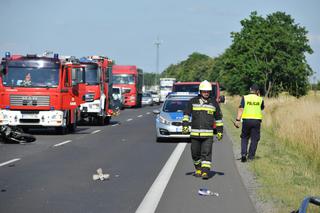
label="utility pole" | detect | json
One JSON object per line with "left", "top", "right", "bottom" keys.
{"left": 154, "top": 37, "right": 161, "bottom": 90}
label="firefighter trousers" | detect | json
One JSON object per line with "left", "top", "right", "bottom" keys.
{"left": 241, "top": 119, "right": 261, "bottom": 159}
{"left": 191, "top": 137, "right": 213, "bottom": 171}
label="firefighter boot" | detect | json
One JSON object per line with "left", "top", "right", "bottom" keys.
{"left": 193, "top": 160, "right": 202, "bottom": 177}
{"left": 201, "top": 167, "right": 210, "bottom": 180}
{"left": 194, "top": 169, "right": 202, "bottom": 177}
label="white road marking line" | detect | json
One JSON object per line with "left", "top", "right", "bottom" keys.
{"left": 146, "top": 112, "right": 151, "bottom": 115}
{"left": 127, "top": 118, "right": 133, "bottom": 122}
{"left": 138, "top": 115, "right": 143, "bottom": 118}
{"left": 91, "top": 130, "right": 101, "bottom": 134}
{"left": 136, "top": 143, "right": 187, "bottom": 213}
{"left": 0, "top": 158, "right": 21, "bottom": 167}
{"left": 53, "top": 140, "right": 72, "bottom": 147}
{"left": 112, "top": 124, "right": 119, "bottom": 127}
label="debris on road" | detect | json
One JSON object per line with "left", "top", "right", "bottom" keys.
{"left": 92, "top": 168, "right": 110, "bottom": 181}
{"left": 198, "top": 188, "right": 219, "bottom": 196}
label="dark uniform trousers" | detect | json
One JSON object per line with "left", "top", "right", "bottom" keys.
{"left": 241, "top": 119, "right": 261, "bottom": 159}
{"left": 191, "top": 137, "right": 213, "bottom": 170}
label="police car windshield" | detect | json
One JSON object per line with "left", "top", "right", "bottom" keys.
{"left": 163, "top": 99, "right": 189, "bottom": 112}
{"left": 173, "top": 84, "right": 217, "bottom": 98}
{"left": 3, "top": 60, "right": 60, "bottom": 88}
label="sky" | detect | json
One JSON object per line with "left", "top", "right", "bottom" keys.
{"left": 0, "top": 0, "right": 319, "bottom": 82}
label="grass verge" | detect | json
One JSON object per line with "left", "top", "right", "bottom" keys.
{"left": 222, "top": 96, "right": 320, "bottom": 213}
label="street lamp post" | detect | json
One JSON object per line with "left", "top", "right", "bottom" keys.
{"left": 154, "top": 37, "right": 161, "bottom": 89}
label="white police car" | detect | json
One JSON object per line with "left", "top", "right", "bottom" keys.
{"left": 153, "top": 93, "right": 197, "bottom": 142}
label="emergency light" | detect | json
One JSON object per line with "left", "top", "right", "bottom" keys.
{"left": 5, "top": 52, "right": 10, "bottom": 58}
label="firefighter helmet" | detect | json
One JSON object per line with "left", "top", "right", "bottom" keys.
{"left": 199, "top": 80, "right": 212, "bottom": 91}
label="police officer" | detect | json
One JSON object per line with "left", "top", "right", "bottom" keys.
{"left": 235, "top": 84, "right": 264, "bottom": 162}
{"left": 182, "top": 80, "right": 223, "bottom": 179}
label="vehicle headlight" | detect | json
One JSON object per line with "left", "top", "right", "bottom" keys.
{"left": 52, "top": 114, "right": 63, "bottom": 120}
{"left": 159, "top": 115, "right": 171, "bottom": 125}
{"left": 91, "top": 103, "right": 100, "bottom": 109}
{"left": 0, "top": 112, "right": 8, "bottom": 120}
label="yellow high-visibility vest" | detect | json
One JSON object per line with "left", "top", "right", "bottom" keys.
{"left": 242, "top": 94, "right": 263, "bottom": 119}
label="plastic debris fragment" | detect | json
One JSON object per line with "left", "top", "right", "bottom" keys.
{"left": 93, "top": 168, "right": 110, "bottom": 181}
{"left": 198, "top": 188, "right": 219, "bottom": 196}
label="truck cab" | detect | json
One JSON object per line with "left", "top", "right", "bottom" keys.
{"left": 79, "top": 56, "right": 114, "bottom": 125}
{"left": 112, "top": 65, "right": 143, "bottom": 108}
{"left": 0, "top": 53, "right": 86, "bottom": 134}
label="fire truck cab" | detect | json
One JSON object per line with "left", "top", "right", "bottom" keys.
{"left": 79, "top": 56, "right": 114, "bottom": 125}
{"left": 0, "top": 52, "right": 87, "bottom": 134}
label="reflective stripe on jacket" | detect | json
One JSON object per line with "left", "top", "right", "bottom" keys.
{"left": 183, "top": 95, "right": 223, "bottom": 138}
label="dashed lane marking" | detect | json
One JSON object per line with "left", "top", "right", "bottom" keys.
{"left": 136, "top": 143, "right": 187, "bottom": 213}
{"left": 0, "top": 158, "right": 21, "bottom": 167}
{"left": 53, "top": 140, "right": 72, "bottom": 147}
{"left": 112, "top": 124, "right": 119, "bottom": 127}
{"left": 146, "top": 112, "right": 151, "bottom": 115}
{"left": 91, "top": 130, "right": 101, "bottom": 134}
{"left": 138, "top": 115, "right": 143, "bottom": 118}
{"left": 127, "top": 118, "right": 133, "bottom": 122}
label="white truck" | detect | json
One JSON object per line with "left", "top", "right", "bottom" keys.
{"left": 159, "top": 78, "right": 176, "bottom": 102}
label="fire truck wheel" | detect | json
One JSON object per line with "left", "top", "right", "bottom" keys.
{"left": 68, "top": 112, "right": 77, "bottom": 132}
{"left": 104, "top": 117, "right": 110, "bottom": 125}
{"left": 97, "top": 116, "right": 104, "bottom": 126}
{"left": 68, "top": 121, "right": 77, "bottom": 133}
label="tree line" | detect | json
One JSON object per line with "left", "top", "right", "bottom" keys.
{"left": 146, "top": 11, "right": 315, "bottom": 98}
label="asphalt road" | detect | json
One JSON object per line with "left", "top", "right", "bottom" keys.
{"left": 0, "top": 105, "right": 256, "bottom": 213}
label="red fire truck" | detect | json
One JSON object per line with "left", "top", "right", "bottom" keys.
{"left": 79, "top": 56, "right": 114, "bottom": 125}
{"left": 112, "top": 65, "right": 143, "bottom": 107}
{"left": 0, "top": 53, "right": 87, "bottom": 134}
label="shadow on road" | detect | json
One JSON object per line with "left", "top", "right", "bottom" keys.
{"left": 185, "top": 170, "right": 225, "bottom": 179}
{"left": 156, "top": 138, "right": 191, "bottom": 143}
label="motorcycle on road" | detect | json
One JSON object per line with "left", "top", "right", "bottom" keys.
{"left": 0, "top": 125, "right": 36, "bottom": 144}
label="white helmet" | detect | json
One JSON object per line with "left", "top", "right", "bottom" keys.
{"left": 199, "top": 80, "right": 212, "bottom": 91}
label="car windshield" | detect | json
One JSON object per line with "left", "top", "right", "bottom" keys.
{"left": 2, "top": 59, "right": 60, "bottom": 88}
{"left": 113, "top": 88, "right": 120, "bottom": 94}
{"left": 113, "top": 74, "right": 134, "bottom": 84}
{"left": 163, "top": 99, "right": 189, "bottom": 112}
{"left": 150, "top": 91, "right": 158, "bottom": 95}
{"left": 173, "top": 84, "right": 217, "bottom": 98}
{"left": 160, "top": 85, "right": 172, "bottom": 90}
{"left": 173, "top": 84, "right": 199, "bottom": 93}
{"left": 143, "top": 93, "right": 151, "bottom": 97}
{"left": 84, "top": 64, "right": 99, "bottom": 85}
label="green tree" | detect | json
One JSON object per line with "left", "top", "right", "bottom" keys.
{"left": 162, "top": 52, "right": 215, "bottom": 82}
{"left": 143, "top": 72, "right": 161, "bottom": 86}
{"left": 214, "top": 11, "right": 313, "bottom": 97}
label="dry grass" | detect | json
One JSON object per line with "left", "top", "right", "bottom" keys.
{"left": 263, "top": 94, "right": 320, "bottom": 170}
{"left": 226, "top": 93, "right": 320, "bottom": 170}
{"left": 222, "top": 92, "right": 320, "bottom": 212}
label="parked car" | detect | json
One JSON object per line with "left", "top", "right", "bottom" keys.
{"left": 142, "top": 92, "right": 154, "bottom": 106}
{"left": 153, "top": 93, "right": 197, "bottom": 142}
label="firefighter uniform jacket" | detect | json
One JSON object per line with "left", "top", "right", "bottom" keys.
{"left": 183, "top": 95, "right": 223, "bottom": 138}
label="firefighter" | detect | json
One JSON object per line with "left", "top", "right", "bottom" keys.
{"left": 21, "top": 72, "right": 32, "bottom": 86}
{"left": 234, "top": 84, "right": 264, "bottom": 162}
{"left": 182, "top": 80, "right": 223, "bottom": 179}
